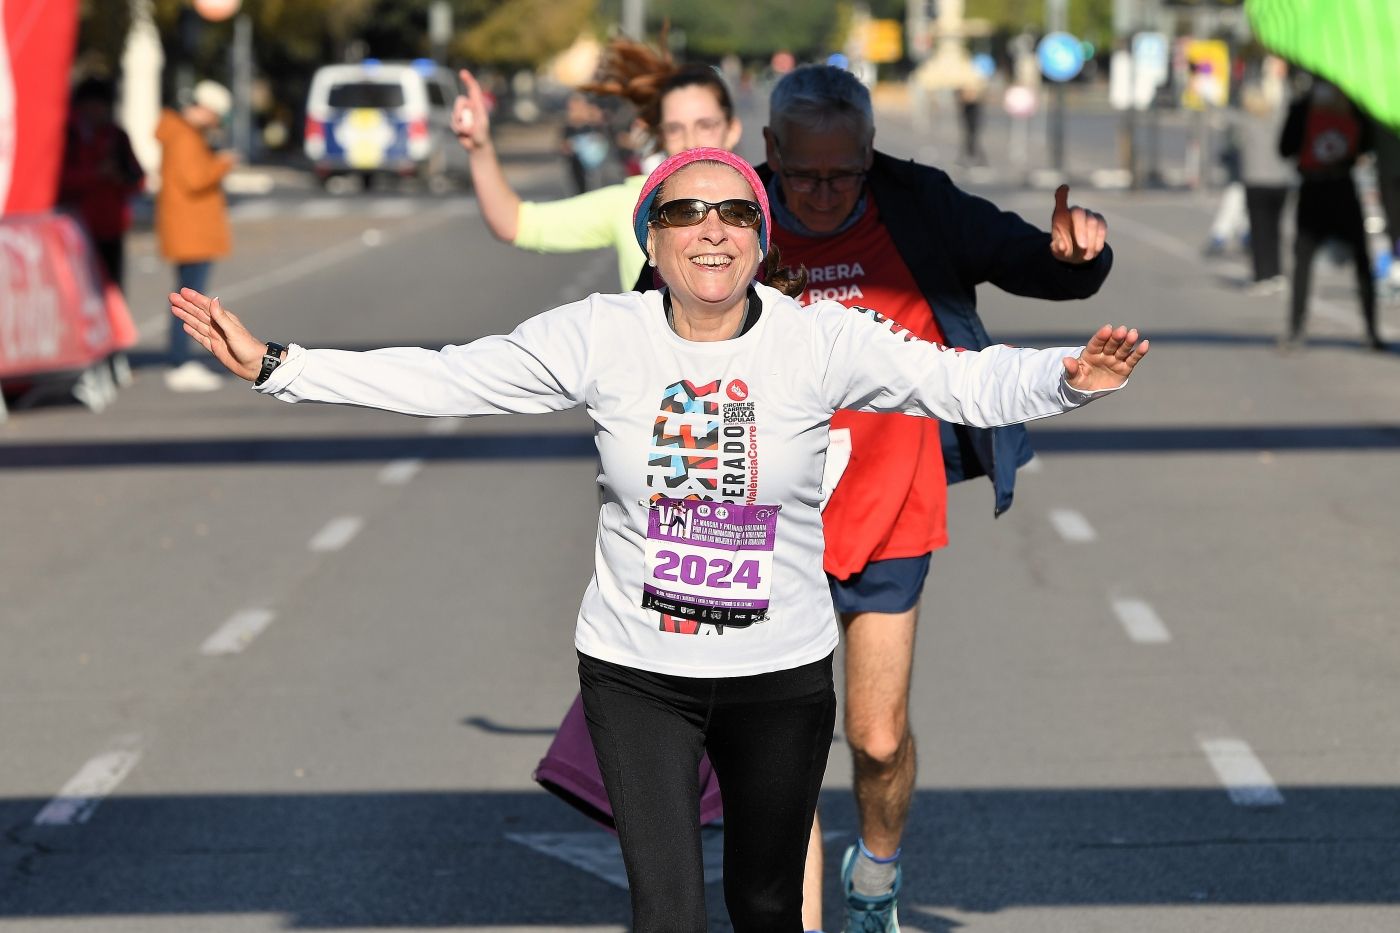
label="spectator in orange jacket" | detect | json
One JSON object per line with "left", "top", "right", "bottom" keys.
{"left": 155, "top": 80, "right": 236, "bottom": 391}
{"left": 58, "top": 77, "right": 145, "bottom": 290}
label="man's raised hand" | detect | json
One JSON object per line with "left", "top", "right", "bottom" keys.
{"left": 1050, "top": 185, "right": 1108, "bottom": 264}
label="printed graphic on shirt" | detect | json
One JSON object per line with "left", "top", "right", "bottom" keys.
{"left": 645, "top": 379, "right": 763, "bottom": 635}
{"left": 798, "top": 261, "right": 867, "bottom": 305}
{"left": 851, "top": 305, "right": 920, "bottom": 343}
{"left": 648, "top": 379, "right": 720, "bottom": 492}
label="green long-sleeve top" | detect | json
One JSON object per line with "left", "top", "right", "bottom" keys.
{"left": 514, "top": 175, "right": 648, "bottom": 290}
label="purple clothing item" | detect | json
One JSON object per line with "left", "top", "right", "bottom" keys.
{"left": 533, "top": 693, "right": 723, "bottom": 833}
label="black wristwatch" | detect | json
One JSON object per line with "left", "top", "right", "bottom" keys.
{"left": 254, "top": 342, "right": 288, "bottom": 386}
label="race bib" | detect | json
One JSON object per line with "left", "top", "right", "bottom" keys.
{"left": 642, "top": 498, "right": 780, "bottom": 628}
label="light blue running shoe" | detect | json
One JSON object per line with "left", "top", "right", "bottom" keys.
{"left": 840, "top": 843, "right": 901, "bottom": 933}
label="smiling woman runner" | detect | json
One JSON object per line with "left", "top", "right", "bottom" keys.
{"left": 170, "top": 147, "right": 1148, "bottom": 933}
{"left": 453, "top": 37, "right": 742, "bottom": 290}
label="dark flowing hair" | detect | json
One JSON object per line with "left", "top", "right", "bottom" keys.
{"left": 763, "top": 246, "right": 808, "bottom": 298}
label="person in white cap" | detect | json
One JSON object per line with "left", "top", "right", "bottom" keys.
{"left": 155, "top": 80, "right": 237, "bottom": 391}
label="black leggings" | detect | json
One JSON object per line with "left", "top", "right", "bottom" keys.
{"left": 577, "top": 651, "right": 836, "bottom": 933}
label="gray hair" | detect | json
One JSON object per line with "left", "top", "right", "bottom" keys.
{"left": 768, "top": 65, "right": 874, "bottom": 146}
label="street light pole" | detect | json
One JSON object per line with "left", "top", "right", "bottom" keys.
{"left": 622, "top": 0, "right": 645, "bottom": 40}
{"left": 230, "top": 13, "right": 254, "bottom": 160}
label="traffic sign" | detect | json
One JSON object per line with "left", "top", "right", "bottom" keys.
{"left": 1037, "top": 32, "right": 1085, "bottom": 82}
{"left": 1121, "top": 30, "right": 1170, "bottom": 110}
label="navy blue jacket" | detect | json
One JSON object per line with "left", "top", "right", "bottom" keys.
{"left": 634, "top": 150, "right": 1114, "bottom": 515}
{"left": 849, "top": 152, "right": 1113, "bottom": 515}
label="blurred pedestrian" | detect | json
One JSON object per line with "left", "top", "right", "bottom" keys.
{"left": 453, "top": 36, "right": 743, "bottom": 289}
{"left": 956, "top": 78, "right": 987, "bottom": 167}
{"left": 1236, "top": 55, "right": 1295, "bottom": 295}
{"left": 560, "top": 92, "right": 610, "bottom": 194}
{"left": 1279, "top": 77, "right": 1382, "bottom": 351}
{"left": 171, "top": 146, "right": 1148, "bottom": 933}
{"left": 1372, "top": 118, "right": 1400, "bottom": 291}
{"left": 58, "top": 76, "right": 145, "bottom": 290}
{"left": 1204, "top": 116, "right": 1249, "bottom": 257}
{"left": 754, "top": 65, "right": 1114, "bottom": 933}
{"left": 156, "top": 79, "right": 237, "bottom": 391}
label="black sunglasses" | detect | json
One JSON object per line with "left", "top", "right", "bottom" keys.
{"left": 650, "top": 198, "right": 763, "bottom": 229}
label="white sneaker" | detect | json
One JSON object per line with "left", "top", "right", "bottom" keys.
{"left": 164, "top": 361, "right": 224, "bottom": 393}
{"left": 1245, "top": 275, "right": 1287, "bottom": 297}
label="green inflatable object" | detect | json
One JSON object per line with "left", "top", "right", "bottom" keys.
{"left": 1247, "top": 0, "right": 1400, "bottom": 130}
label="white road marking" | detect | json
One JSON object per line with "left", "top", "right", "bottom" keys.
{"left": 368, "top": 199, "right": 417, "bottom": 218}
{"left": 200, "top": 609, "right": 277, "bottom": 656}
{"left": 1199, "top": 737, "right": 1285, "bottom": 807}
{"left": 1048, "top": 508, "right": 1097, "bottom": 543}
{"left": 1111, "top": 213, "right": 1365, "bottom": 329}
{"left": 1020, "top": 455, "right": 1044, "bottom": 474}
{"left": 1108, "top": 214, "right": 1199, "bottom": 262}
{"left": 1111, "top": 598, "right": 1171, "bottom": 644}
{"left": 140, "top": 200, "right": 480, "bottom": 336}
{"left": 228, "top": 201, "right": 279, "bottom": 222}
{"left": 309, "top": 516, "right": 363, "bottom": 552}
{"left": 378, "top": 458, "right": 423, "bottom": 485}
{"left": 34, "top": 735, "right": 143, "bottom": 826}
{"left": 507, "top": 829, "right": 844, "bottom": 889}
{"left": 299, "top": 200, "right": 351, "bottom": 220}
{"left": 425, "top": 417, "right": 462, "bottom": 435}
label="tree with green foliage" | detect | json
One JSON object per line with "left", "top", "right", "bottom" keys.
{"left": 457, "top": 0, "right": 597, "bottom": 68}
{"left": 644, "top": 0, "right": 845, "bottom": 60}
{"left": 966, "top": 0, "right": 1115, "bottom": 47}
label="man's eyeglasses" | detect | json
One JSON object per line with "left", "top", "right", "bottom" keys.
{"left": 774, "top": 145, "right": 867, "bottom": 194}
{"left": 650, "top": 198, "right": 763, "bottom": 229}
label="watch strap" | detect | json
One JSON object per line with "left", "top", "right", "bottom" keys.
{"left": 254, "top": 342, "right": 288, "bottom": 386}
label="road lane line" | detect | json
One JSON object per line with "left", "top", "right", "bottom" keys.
{"left": 378, "top": 458, "right": 423, "bottom": 485}
{"left": 1106, "top": 214, "right": 1200, "bottom": 262}
{"left": 140, "top": 201, "right": 482, "bottom": 336}
{"left": 1048, "top": 508, "right": 1097, "bottom": 542}
{"left": 309, "top": 516, "right": 363, "bottom": 552}
{"left": 1111, "top": 214, "right": 1361, "bottom": 329}
{"left": 299, "top": 200, "right": 351, "bottom": 220}
{"left": 1111, "top": 598, "right": 1171, "bottom": 644}
{"left": 201, "top": 609, "right": 277, "bottom": 656}
{"left": 368, "top": 199, "right": 417, "bottom": 219}
{"left": 229, "top": 201, "right": 279, "bottom": 222}
{"left": 34, "top": 735, "right": 143, "bottom": 826}
{"left": 425, "top": 417, "right": 462, "bottom": 435}
{"left": 1199, "top": 737, "right": 1284, "bottom": 807}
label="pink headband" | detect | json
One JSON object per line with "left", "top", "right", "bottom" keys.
{"left": 632, "top": 147, "right": 771, "bottom": 256}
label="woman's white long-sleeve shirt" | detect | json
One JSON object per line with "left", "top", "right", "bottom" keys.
{"left": 258, "top": 283, "right": 1116, "bottom": 677}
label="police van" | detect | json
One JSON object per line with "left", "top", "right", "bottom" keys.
{"left": 304, "top": 59, "right": 468, "bottom": 191}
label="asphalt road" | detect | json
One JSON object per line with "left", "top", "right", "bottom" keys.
{"left": 3, "top": 101, "right": 1400, "bottom": 932}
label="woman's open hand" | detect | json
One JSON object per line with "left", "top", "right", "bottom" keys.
{"left": 169, "top": 288, "right": 265, "bottom": 382}
{"left": 1063, "top": 324, "right": 1149, "bottom": 392}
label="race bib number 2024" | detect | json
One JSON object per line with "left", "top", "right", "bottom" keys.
{"left": 642, "top": 498, "right": 780, "bottom": 628}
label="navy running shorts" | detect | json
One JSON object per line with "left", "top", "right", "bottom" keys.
{"left": 827, "top": 552, "right": 933, "bottom": 616}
